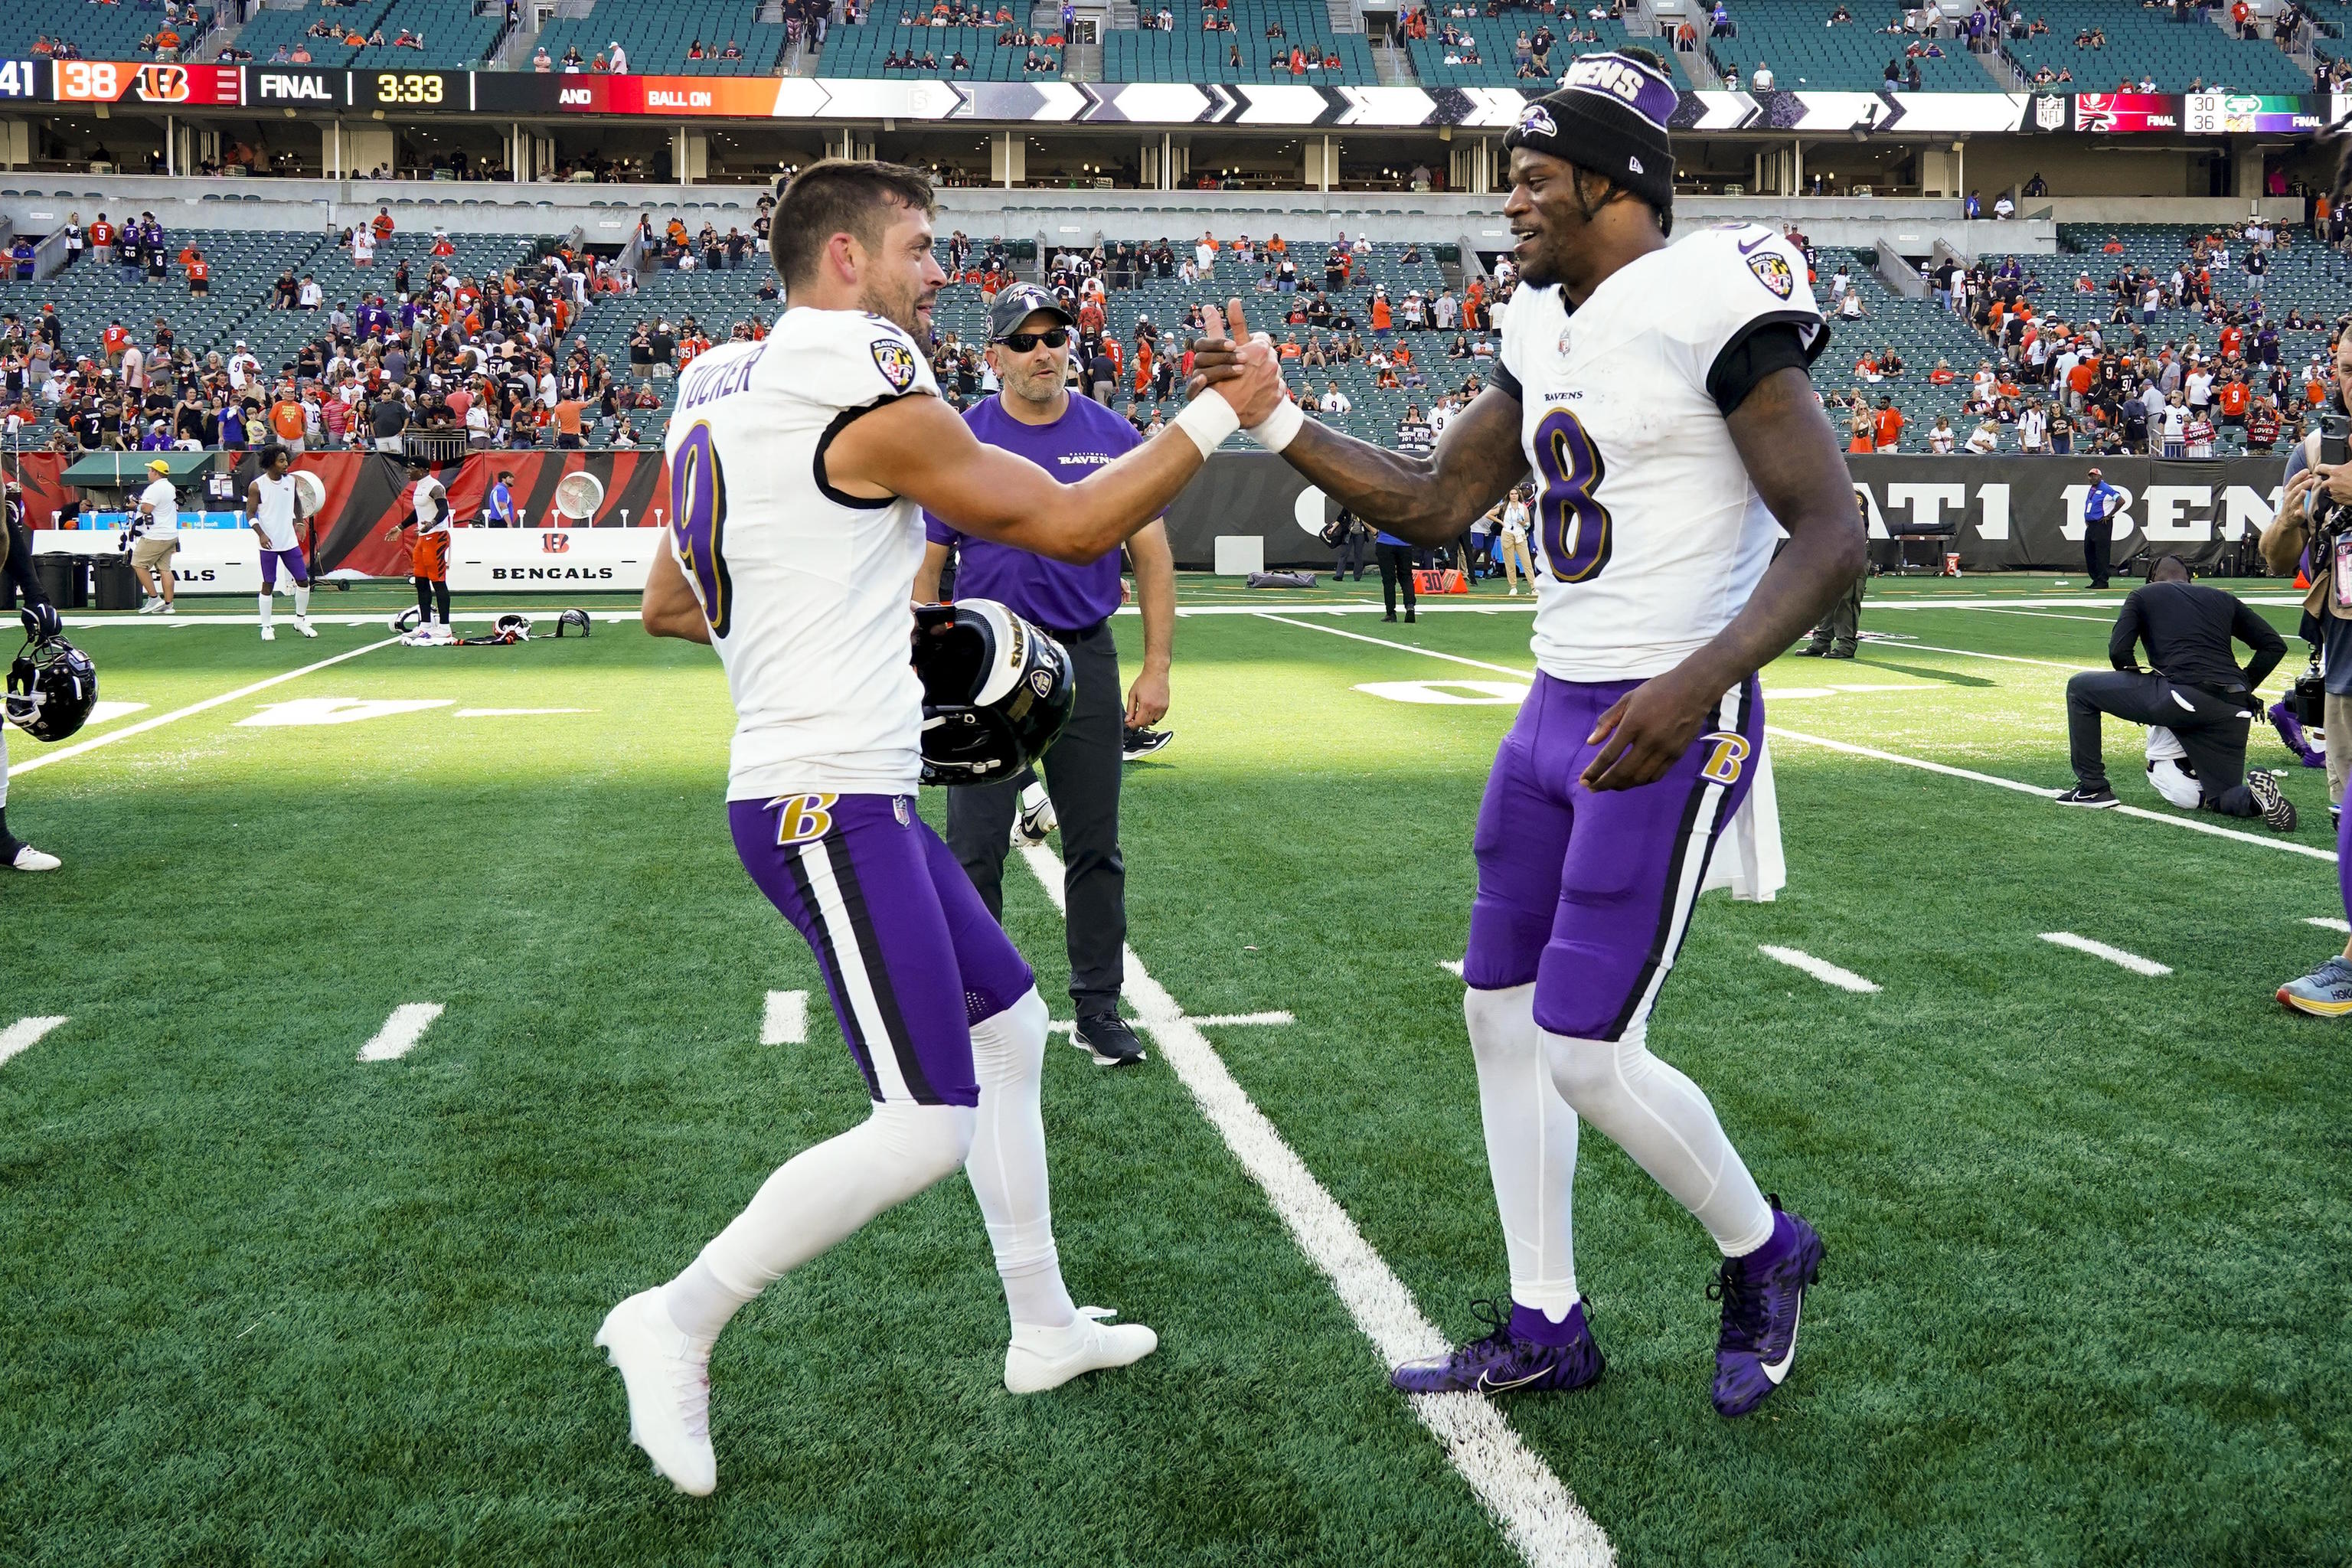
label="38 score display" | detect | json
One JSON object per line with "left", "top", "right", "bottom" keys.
{"left": 364, "top": 70, "right": 462, "bottom": 107}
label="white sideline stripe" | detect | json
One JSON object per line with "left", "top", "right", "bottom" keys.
{"left": 2040, "top": 932, "right": 2172, "bottom": 976}
{"left": 2305, "top": 917, "right": 2350, "bottom": 933}
{"left": 0, "top": 1015, "right": 68, "bottom": 1068}
{"left": 358, "top": 1002, "right": 445, "bottom": 1063}
{"left": 1256, "top": 612, "right": 1538, "bottom": 678}
{"left": 1018, "top": 844, "right": 1610, "bottom": 1568}
{"left": 1765, "top": 727, "right": 2341, "bottom": 865}
{"left": 1968, "top": 607, "right": 2120, "bottom": 625}
{"left": 63, "top": 611, "right": 639, "bottom": 629}
{"left": 11, "top": 635, "right": 403, "bottom": 777}
{"left": 1857, "top": 637, "right": 2091, "bottom": 671}
{"left": 1259, "top": 617, "right": 2336, "bottom": 877}
{"left": 453, "top": 707, "right": 593, "bottom": 717}
{"left": 1756, "top": 946, "right": 1880, "bottom": 994}
{"left": 1049, "top": 1011, "right": 1298, "bottom": 1034}
{"left": 761, "top": 989, "right": 808, "bottom": 1046}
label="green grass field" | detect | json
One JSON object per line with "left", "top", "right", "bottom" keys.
{"left": 4, "top": 573, "right": 2348, "bottom": 1567}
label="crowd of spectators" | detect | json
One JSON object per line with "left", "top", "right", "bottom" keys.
{"left": 1793, "top": 217, "right": 2352, "bottom": 457}
{"left": 0, "top": 212, "right": 694, "bottom": 457}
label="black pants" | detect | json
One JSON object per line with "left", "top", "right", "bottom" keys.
{"left": 1334, "top": 533, "right": 1366, "bottom": 580}
{"left": 2066, "top": 669, "right": 2258, "bottom": 815}
{"left": 2084, "top": 521, "right": 2115, "bottom": 586}
{"left": 413, "top": 577, "right": 450, "bottom": 624}
{"left": 947, "top": 622, "right": 1125, "bottom": 1018}
{"left": 1376, "top": 542, "right": 1417, "bottom": 619}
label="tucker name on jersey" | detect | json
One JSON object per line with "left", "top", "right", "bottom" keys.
{"left": 1498, "top": 222, "right": 1823, "bottom": 684}
{"left": 662, "top": 309, "right": 940, "bottom": 799}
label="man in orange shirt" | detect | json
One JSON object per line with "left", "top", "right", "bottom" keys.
{"left": 1370, "top": 291, "right": 1393, "bottom": 340}
{"left": 185, "top": 250, "right": 210, "bottom": 297}
{"left": 1873, "top": 395, "right": 1905, "bottom": 452}
{"left": 100, "top": 319, "right": 129, "bottom": 370}
{"left": 2217, "top": 372, "right": 2250, "bottom": 434}
{"left": 268, "top": 388, "right": 308, "bottom": 453}
{"left": 553, "top": 397, "right": 586, "bottom": 449}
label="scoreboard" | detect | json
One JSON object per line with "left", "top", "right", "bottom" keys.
{"left": 354, "top": 69, "right": 469, "bottom": 111}
{"left": 52, "top": 60, "right": 247, "bottom": 106}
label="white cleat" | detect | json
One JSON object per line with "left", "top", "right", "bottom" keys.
{"left": 593, "top": 1289, "right": 717, "bottom": 1496}
{"left": 159, "top": 603, "right": 175, "bottom": 616}
{"left": 1012, "top": 779, "right": 1057, "bottom": 846}
{"left": 1004, "top": 1305, "right": 1158, "bottom": 1394}
{"left": 296, "top": 618, "right": 318, "bottom": 638}
{"left": 260, "top": 625, "right": 276, "bottom": 642}
{"left": 8, "top": 843, "right": 60, "bottom": 871}
{"left": 136, "top": 597, "right": 162, "bottom": 615}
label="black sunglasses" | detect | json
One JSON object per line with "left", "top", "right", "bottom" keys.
{"left": 999, "top": 328, "right": 1070, "bottom": 352}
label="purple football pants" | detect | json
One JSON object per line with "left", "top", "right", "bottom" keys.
{"left": 1463, "top": 672, "right": 1764, "bottom": 1042}
{"left": 729, "top": 792, "right": 1035, "bottom": 1109}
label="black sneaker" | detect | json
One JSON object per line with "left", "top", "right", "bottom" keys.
{"left": 1122, "top": 725, "right": 1174, "bottom": 762}
{"left": 2054, "top": 785, "right": 2120, "bottom": 809}
{"left": 2248, "top": 770, "right": 2298, "bottom": 832}
{"left": 1823, "top": 648, "right": 1857, "bottom": 660}
{"left": 1795, "top": 644, "right": 1830, "bottom": 658}
{"left": 1072, "top": 1013, "right": 1148, "bottom": 1067}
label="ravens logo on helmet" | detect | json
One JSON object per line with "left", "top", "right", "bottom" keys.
{"left": 910, "top": 599, "right": 1074, "bottom": 787}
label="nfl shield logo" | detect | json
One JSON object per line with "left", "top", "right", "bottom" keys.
{"left": 893, "top": 797, "right": 911, "bottom": 826}
{"left": 1557, "top": 327, "right": 1573, "bottom": 357}
{"left": 2035, "top": 94, "right": 2066, "bottom": 130}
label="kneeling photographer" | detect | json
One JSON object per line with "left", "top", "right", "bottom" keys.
{"left": 2056, "top": 557, "right": 2291, "bottom": 827}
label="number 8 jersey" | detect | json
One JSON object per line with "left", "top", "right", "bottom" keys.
{"left": 661, "top": 308, "right": 941, "bottom": 800}
{"left": 1494, "top": 223, "right": 1824, "bottom": 683}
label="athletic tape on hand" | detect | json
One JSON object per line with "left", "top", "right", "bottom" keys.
{"left": 1247, "top": 399, "right": 1305, "bottom": 454}
{"left": 1173, "top": 393, "right": 1243, "bottom": 459}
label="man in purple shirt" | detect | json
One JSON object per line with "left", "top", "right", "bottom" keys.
{"left": 917, "top": 285, "right": 1178, "bottom": 1070}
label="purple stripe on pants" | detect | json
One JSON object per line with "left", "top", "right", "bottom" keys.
{"left": 729, "top": 792, "right": 1034, "bottom": 1108}
{"left": 1463, "top": 672, "right": 1764, "bottom": 1041}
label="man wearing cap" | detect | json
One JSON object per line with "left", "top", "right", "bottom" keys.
{"left": 384, "top": 457, "right": 453, "bottom": 639}
{"left": 911, "top": 283, "right": 1178, "bottom": 1071}
{"left": 129, "top": 456, "right": 181, "bottom": 614}
{"left": 1190, "top": 49, "right": 1854, "bottom": 1415}
{"left": 2082, "top": 465, "right": 2125, "bottom": 589}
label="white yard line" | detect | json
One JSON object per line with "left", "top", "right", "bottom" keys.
{"left": 0, "top": 1015, "right": 67, "bottom": 1069}
{"left": 1258, "top": 615, "right": 2336, "bottom": 872}
{"left": 1018, "top": 843, "right": 1610, "bottom": 1568}
{"left": 358, "top": 1003, "right": 446, "bottom": 1063}
{"left": 2305, "top": 917, "right": 2350, "bottom": 933}
{"left": 1965, "top": 607, "right": 2122, "bottom": 626}
{"left": 1439, "top": 960, "right": 1466, "bottom": 978}
{"left": 1767, "top": 725, "right": 2340, "bottom": 864}
{"left": 454, "top": 707, "right": 593, "bottom": 718}
{"left": 2039, "top": 932, "right": 2172, "bottom": 976}
{"left": 761, "top": 989, "right": 808, "bottom": 1046}
{"left": 1854, "top": 637, "right": 2093, "bottom": 671}
{"left": 1756, "top": 946, "right": 1881, "bottom": 994}
{"left": 11, "top": 635, "right": 402, "bottom": 778}
{"left": 1049, "top": 1010, "right": 1298, "bottom": 1034}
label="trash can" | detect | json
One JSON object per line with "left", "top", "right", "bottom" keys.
{"left": 34, "top": 554, "right": 87, "bottom": 609}
{"left": 93, "top": 559, "right": 140, "bottom": 611}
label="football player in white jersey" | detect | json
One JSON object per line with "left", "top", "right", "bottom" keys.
{"left": 1194, "top": 52, "right": 1864, "bottom": 1418}
{"left": 607, "top": 159, "right": 1282, "bottom": 1495}
{"left": 246, "top": 446, "right": 316, "bottom": 642}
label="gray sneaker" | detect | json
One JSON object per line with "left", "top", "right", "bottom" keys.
{"left": 2277, "top": 956, "right": 2352, "bottom": 1018}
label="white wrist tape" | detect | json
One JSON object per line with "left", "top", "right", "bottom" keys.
{"left": 1247, "top": 399, "right": 1305, "bottom": 454}
{"left": 1172, "top": 393, "right": 1242, "bottom": 459}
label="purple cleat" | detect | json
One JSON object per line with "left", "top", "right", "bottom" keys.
{"left": 1390, "top": 1299, "right": 1605, "bottom": 1396}
{"left": 1708, "top": 1195, "right": 1824, "bottom": 1419}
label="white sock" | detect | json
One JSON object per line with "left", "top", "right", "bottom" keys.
{"left": 293, "top": 584, "right": 310, "bottom": 618}
{"left": 256, "top": 591, "right": 273, "bottom": 629}
{"left": 1465, "top": 984, "right": 1579, "bottom": 1318}
{"left": 1, "top": 724, "right": 10, "bottom": 808}
{"left": 659, "top": 1100, "right": 975, "bottom": 1345}
{"left": 1543, "top": 1021, "right": 1774, "bottom": 1258}
{"left": 965, "top": 988, "right": 1079, "bottom": 1331}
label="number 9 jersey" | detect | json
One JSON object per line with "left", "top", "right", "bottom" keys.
{"left": 662, "top": 309, "right": 942, "bottom": 800}
{"left": 1494, "top": 222, "right": 1825, "bottom": 683}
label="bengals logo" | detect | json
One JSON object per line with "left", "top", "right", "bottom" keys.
{"left": 541, "top": 532, "right": 570, "bottom": 554}
{"left": 135, "top": 65, "right": 191, "bottom": 103}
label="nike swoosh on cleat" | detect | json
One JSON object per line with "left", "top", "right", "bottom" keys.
{"left": 1476, "top": 1367, "right": 1556, "bottom": 1392}
{"left": 1759, "top": 1296, "right": 1803, "bottom": 1385}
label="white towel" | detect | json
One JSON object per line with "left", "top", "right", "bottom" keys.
{"left": 1702, "top": 740, "right": 1786, "bottom": 903}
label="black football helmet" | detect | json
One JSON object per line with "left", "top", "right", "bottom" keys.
{"left": 911, "top": 599, "right": 1074, "bottom": 787}
{"left": 5, "top": 633, "right": 97, "bottom": 743}
{"left": 554, "top": 608, "right": 593, "bottom": 639}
